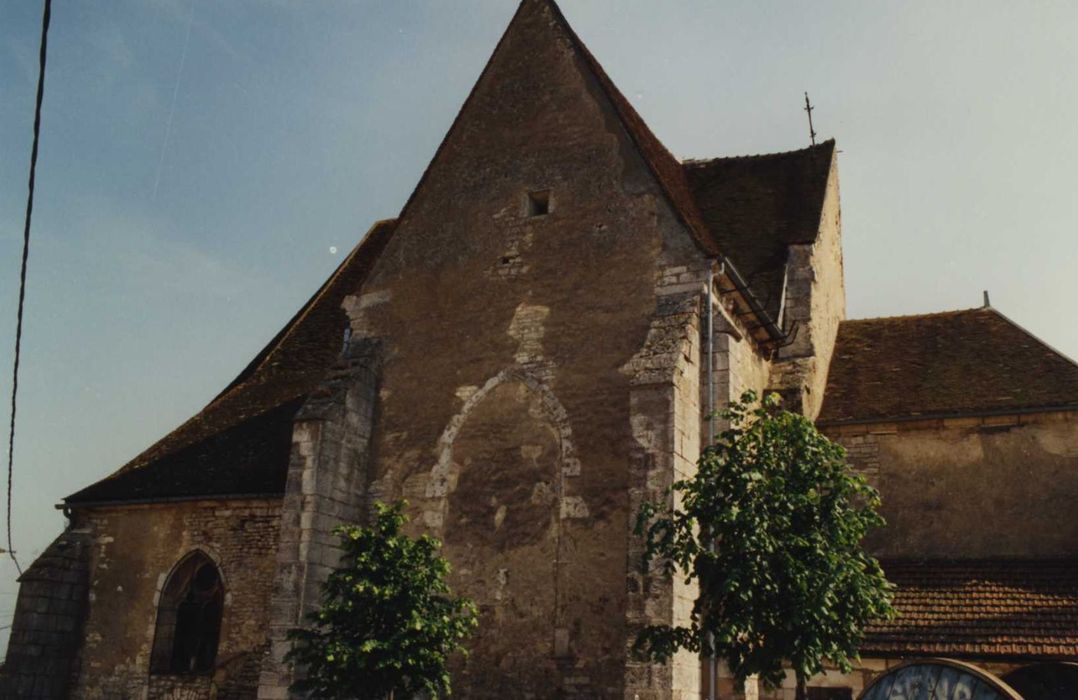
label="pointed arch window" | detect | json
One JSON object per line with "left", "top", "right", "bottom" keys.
{"left": 150, "top": 551, "right": 224, "bottom": 675}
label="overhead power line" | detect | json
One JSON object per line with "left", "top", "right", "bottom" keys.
{"left": 6, "top": 0, "right": 53, "bottom": 577}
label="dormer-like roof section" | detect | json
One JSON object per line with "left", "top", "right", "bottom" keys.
{"left": 685, "top": 141, "right": 835, "bottom": 319}
{"left": 819, "top": 307, "right": 1078, "bottom": 425}
{"left": 64, "top": 220, "right": 396, "bottom": 505}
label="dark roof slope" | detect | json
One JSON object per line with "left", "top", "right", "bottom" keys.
{"left": 818, "top": 307, "right": 1078, "bottom": 424}
{"left": 685, "top": 141, "right": 835, "bottom": 319}
{"left": 865, "top": 559, "right": 1078, "bottom": 660}
{"left": 65, "top": 220, "right": 396, "bottom": 505}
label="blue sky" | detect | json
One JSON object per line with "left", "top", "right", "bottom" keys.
{"left": 2, "top": 0, "right": 1078, "bottom": 647}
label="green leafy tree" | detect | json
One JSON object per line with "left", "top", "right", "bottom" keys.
{"left": 287, "top": 501, "right": 478, "bottom": 699}
{"left": 634, "top": 391, "right": 895, "bottom": 700}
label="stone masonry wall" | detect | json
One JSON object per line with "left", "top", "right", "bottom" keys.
{"left": 259, "top": 342, "right": 380, "bottom": 699}
{"left": 68, "top": 498, "right": 281, "bottom": 700}
{"left": 622, "top": 284, "right": 703, "bottom": 700}
{"left": 331, "top": 1, "right": 738, "bottom": 696}
{"left": 770, "top": 151, "right": 845, "bottom": 419}
{"left": 824, "top": 409, "right": 1078, "bottom": 558}
{"left": 711, "top": 307, "right": 772, "bottom": 427}
{"left": 0, "top": 528, "right": 91, "bottom": 699}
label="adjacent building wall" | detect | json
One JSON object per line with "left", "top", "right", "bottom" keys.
{"left": 825, "top": 410, "right": 1078, "bottom": 558}
{"left": 68, "top": 498, "right": 281, "bottom": 699}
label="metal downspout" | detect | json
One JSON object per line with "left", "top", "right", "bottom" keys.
{"left": 706, "top": 260, "right": 720, "bottom": 700}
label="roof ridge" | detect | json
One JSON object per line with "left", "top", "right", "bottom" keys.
{"left": 212, "top": 219, "right": 397, "bottom": 400}
{"left": 987, "top": 305, "right": 1078, "bottom": 372}
{"left": 684, "top": 139, "right": 835, "bottom": 167}
{"left": 235, "top": 219, "right": 397, "bottom": 384}
{"left": 841, "top": 306, "right": 989, "bottom": 324}
{"left": 70, "top": 219, "right": 398, "bottom": 501}
{"left": 879, "top": 557, "right": 1078, "bottom": 565}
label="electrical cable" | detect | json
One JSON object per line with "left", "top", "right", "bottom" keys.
{"left": 6, "top": 0, "right": 53, "bottom": 577}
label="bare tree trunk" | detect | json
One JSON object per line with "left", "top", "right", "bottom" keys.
{"left": 795, "top": 671, "right": 807, "bottom": 700}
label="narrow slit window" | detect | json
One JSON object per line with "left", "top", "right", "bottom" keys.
{"left": 526, "top": 190, "right": 550, "bottom": 217}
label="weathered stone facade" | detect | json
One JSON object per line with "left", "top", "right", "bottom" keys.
{"left": 7, "top": 1, "right": 1078, "bottom": 699}
{"left": 768, "top": 152, "right": 845, "bottom": 420}
{"left": 259, "top": 342, "right": 380, "bottom": 698}
{"left": 69, "top": 499, "right": 280, "bottom": 699}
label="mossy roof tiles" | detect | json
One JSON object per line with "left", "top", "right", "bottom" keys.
{"left": 819, "top": 307, "right": 1078, "bottom": 424}
{"left": 866, "top": 559, "right": 1078, "bottom": 660}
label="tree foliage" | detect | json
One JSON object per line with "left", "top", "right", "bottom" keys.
{"left": 287, "top": 501, "right": 478, "bottom": 699}
{"left": 634, "top": 391, "right": 895, "bottom": 696}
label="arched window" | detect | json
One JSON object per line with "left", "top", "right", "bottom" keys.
{"left": 150, "top": 551, "right": 224, "bottom": 675}
{"left": 859, "top": 659, "right": 1022, "bottom": 700}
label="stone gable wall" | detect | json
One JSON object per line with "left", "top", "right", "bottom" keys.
{"left": 329, "top": 1, "right": 730, "bottom": 696}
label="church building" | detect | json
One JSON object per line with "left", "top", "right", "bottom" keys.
{"left": 4, "top": 1, "right": 1078, "bottom": 698}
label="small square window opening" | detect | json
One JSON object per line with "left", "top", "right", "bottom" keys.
{"left": 527, "top": 190, "right": 551, "bottom": 217}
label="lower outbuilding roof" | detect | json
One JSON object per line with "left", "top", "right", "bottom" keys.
{"left": 864, "top": 559, "right": 1078, "bottom": 661}
{"left": 819, "top": 307, "right": 1078, "bottom": 425}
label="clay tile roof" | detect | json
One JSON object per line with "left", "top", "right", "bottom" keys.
{"left": 865, "top": 559, "right": 1078, "bottom": 660}
{"left": 818, "top": 307, "right": 1078, "bottom": 425}
{"left": 684, "top": 141, "right": 835, "bottom": 319}
{"left": 64, "top": 219, "right": 396, "bottom": 505}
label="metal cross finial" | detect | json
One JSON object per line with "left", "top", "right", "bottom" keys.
{"left": 804, "top": 92, "right": 817, "bottom": 146}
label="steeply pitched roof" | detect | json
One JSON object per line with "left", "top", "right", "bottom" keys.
{"left": 65, "top": 220, "right": 396, "bottom": 505}
{"left": 818, "top": 307, "right": 1078, "bottom": 425}
{"left": 865, "top": 559, "right": 1078, "bottom": 660}
{"left": 685, "top": 141, "right": 835, "bottom": 319}
{"left": 65, "top": 0, "right": 839, "bottom": 505}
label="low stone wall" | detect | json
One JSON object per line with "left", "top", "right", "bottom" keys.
{"left": 0, "top": 528, "right": 91, "bottom": 699}
{"left": 68, "top": 498, "right": 282, "bottom": 699}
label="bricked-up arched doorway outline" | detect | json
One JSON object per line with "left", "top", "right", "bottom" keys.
{"left": 428, "top": 366, "right": 581, "bottom": 495}
{"left": 425, "top": 366, "right": 584, "bottom": 672}
{"left": 149, "top": 549, "right": 226, "bottom": 676}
